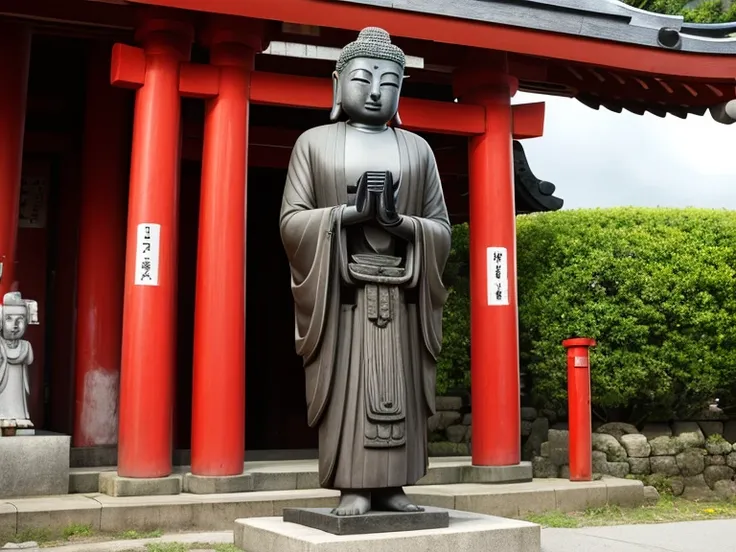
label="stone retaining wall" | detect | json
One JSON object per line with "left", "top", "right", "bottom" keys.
{"left": 533, "top": 420, "right": 736, "bottom": 500}
{"left": 428, "top": 397, "right": 558, "bottom": 459}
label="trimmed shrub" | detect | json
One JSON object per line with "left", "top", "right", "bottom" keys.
{"left": 439, "top": 207, "right": 736, "bottom": 421}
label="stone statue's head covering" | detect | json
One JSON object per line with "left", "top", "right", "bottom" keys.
{"left": 335, "top": 27, "right": 406, "bottom": 75}
{"left": 331, "top": 27, "right": 405, "bottom": 125}
{"left": 2, "top": 292, "right": 27, "bottom": 317}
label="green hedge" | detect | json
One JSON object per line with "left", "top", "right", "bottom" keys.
{"left": 438, "top": 208, "right": 736, "bottom": 422}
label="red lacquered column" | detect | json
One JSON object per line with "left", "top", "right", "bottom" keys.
{"left": 117, "top": 14, "right": 193, "bottom": 478}
{"left": 73, "top": 44, "right": 128, "bottom": 448}
{"left": 457, "top": 62, "right": 522, "bottom": 466}
{"left": 0, "top": 22, "right": 30, "bottom": 296}
{"left": 190, "top": 20, "right": 262, "bottom": 476}
{"left": 563, "top": 337, "right": 596, "bottom": 481}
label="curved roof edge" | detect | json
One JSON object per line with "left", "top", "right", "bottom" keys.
{"left": 329, "top": 0, "right": 736, "bottom": 55}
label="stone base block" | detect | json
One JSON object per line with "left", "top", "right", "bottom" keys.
{"left": 235, "top": 508, "right": 540, "bottom": 552}
{"left": 99, "top": 471, "right": 182, "bottom": 497}
{"left": 463, "top": 462, "right": 533, "bottom": 484}
{"left": 184, "top": 472, "right": 254, "bottom": 494}
{"left": 0, "top": 434, "right": 70, "bottom": 498}
{"left": 283, "top": 507, "right": 449, "bottom": 536}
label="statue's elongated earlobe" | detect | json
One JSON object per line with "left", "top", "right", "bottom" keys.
{"left": 330, "top": 71, "right": 343, "bottom": 122}
{"left": 391, "top": 110, "right": 403, "bottom": 127}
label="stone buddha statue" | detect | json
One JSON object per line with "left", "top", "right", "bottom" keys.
{"left": 280, "top": 27, "right": 451, "bottom": 516}
{"left": 0, "top": 291, "right": 39, "bottom": 436}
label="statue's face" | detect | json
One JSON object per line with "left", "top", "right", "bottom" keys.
{"left": 337, "top": 58, "right": 403, "bottom": 126}
{"left": 3, "top": 313, "right": 26, "bottom": 340}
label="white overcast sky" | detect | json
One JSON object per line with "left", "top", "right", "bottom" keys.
{"left": 513, "top": 91, "right": 736, "bottom": 210}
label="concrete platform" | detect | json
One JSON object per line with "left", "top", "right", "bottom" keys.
{"left": 0, "top": 477, "right": 644, "bottom": 539}
{"left": 0, "top": 434, "right": 71, "bottom": 499}
{"left": 99, "top": 472, "right": 182, "bottom": 497}
{"left": 235, "top": 508, "right": 541, "bottom": 552}
{"left": 463, "top": 462, "right": 533, "bottom": 484}
{"left": 68, "top": 457, "right": 533, "bottom": 495}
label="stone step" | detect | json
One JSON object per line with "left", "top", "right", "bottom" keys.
{"left": 68, "top": 457, "right": 522, "bottom": 494}
{"left": 1, "top": 478, "right": 643, "bottom": 539}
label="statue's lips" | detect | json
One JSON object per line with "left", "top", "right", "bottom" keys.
{"left": 364, "top": 103, "right": 382, "bottom": 111}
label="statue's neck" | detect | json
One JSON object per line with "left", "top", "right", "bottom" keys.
{"left": 347, "top": 120, "right": 390, "bottom": 133}
{"left": 5, "top": 339, "right": 19, "bottom": 348}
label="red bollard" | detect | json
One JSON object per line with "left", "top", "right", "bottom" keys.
{"left": 562, "top": 337, "right": 596, "bottom": 482}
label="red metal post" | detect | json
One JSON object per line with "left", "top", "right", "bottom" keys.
{"left": 563, "top": 337, "right": 596, "bottom": 482}
{"left": 73, "top": 45, "right": 129, "bottom": 447}
{"left": 456, "top": 61, "right": 522, "bottom": 466}
{"left": 117, "top": 13, "right": 193, "bottom": 478}
{"left": 0, "top": 22, "right": 31, "bottom": 296}
{"left": 190, "top": 19, "right": 262, "bottom": 476}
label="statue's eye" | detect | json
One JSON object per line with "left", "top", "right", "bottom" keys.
{"left": 351, "top": 77, "right": 370, "bottom": 85}
{"left": 381, "top": 81, "right": 399, "bottom": 88}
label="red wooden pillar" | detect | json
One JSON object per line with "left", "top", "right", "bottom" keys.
{"left": 456, "top": 60, "right": 522, "bottom": 466}
{"left": 117, "top": 13, "right": 193, "bottom": 478}
{"left": 0, "top": 22, "right": 31, "bottom": 296}
{"left": 190, "top": 19, "right": 263, "bottom": 476}
{"left": 73, "top": 45, "right": 129, "bottom": 447}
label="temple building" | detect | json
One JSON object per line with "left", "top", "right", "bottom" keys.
{"left": 1, "top": 0, "right": 736, "bottom": 487}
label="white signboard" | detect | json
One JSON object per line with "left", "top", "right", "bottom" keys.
{"left": 134, "top": 223, "right": 161, "bottom": 286}
{"left": 487, "top": 246, "right": 509, "bottom": 306}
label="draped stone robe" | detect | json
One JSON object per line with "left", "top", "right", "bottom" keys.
{"left": 0, "top": 340, "right": 33, "bottom": 423}
{"left": 280, "top": 121, "right": 451, "bottom": 489}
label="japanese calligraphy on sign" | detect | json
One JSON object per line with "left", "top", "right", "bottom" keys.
{"left": 486, "top": 246, "right": 509, "bottom": 306}
{"left": 134, "top": 223, "right": 161, "bottom": 286}
{"left": 19, "top": 175, "right": 49, "bottom": 229}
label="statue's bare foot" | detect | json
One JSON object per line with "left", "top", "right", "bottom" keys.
{"left": 332, "top": 491, "right": 371, "bottom": 516}
{"left": 373, "top": 487, "right": 424, "bottom": 513}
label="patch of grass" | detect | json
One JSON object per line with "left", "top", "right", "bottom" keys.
{"left": 525, "top": 496, "right": 736, "bottom": 528}
{"left": 62, "top": 523, "right": 93, "bottom": 539}
{"left": 11, "top": 527, "right": 54, "bottom": 544}
{"left": 145, "top": 543, "right": 190, "bottom": 552}
{"left": 212, "top": 545, "right": 240, "bottom": 552}
{"left": 116, "top": 529, "right": 165, "bottom": 540}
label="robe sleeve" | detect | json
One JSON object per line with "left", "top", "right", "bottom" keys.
{"left": 280, "top": 130, "right": 340, "bottom": 362}
{"left": 279, "top": 130, "right": 342, "bottom": 427}
{"left": 411, "top": 142, "right": 452, "bottom": 361}
{"left": 405, "top": 141, "right": 452, "bottom": 415}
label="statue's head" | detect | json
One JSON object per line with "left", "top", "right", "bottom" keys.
{"left": 331, "top": 27, "right": 406, "bottom": 127}
{"left": 1, "top": 292, "right": 38, "bottom": 341}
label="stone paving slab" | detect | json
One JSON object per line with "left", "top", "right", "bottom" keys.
{"left": 542, "top": 519, "right": 736, "bottom": 552}
{"left": 0, "top": 477, "right": 643, "bottom": 538}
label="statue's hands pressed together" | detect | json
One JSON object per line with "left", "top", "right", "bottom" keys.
{"left": 376, "top": 174, "right": 400, "bottom": 228}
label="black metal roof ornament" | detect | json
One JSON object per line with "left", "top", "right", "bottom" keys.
{"left": 513, "top": 141, "right": 564, "bottom": 214}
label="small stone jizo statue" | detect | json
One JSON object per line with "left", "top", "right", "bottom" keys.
{"left": 280, "top": 27, "right": 451, "bottom": 516}
{"left": 0, "top": 291, "right": 39, "bottom": 436}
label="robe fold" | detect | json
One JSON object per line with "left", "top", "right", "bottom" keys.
{"left": 280, "top": 121, "right": 451, "bottom": 489}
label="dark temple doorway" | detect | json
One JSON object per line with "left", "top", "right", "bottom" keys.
{"left": 245, "top": 166, "right": 317, "bottom": 451}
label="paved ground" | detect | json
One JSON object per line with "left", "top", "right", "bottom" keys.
{"left": 542, "top": 519, "right": 736, "bottom": 551}
{"left": 9, "top": 519, "right": 736, "bottom": 551}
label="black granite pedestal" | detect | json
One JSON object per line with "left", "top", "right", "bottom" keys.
{"left": 282, "top": 507, "right": 450, "bottom": 536}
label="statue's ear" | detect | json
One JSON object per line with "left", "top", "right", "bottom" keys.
{"left": 330, "top": 71, "right": 343, "bottom": 122}
{"left": 391, "top": 109, "right": 403, "bottom": 127}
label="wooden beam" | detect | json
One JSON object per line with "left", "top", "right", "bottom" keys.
{"left": 249, "top": 71, "right": 486, "bottom": 136}
{"left": 512, "top": 102, "right": 545, "bottom": 139}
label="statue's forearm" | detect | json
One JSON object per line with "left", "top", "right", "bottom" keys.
{"left": 382, "top": 216, "right": 415, "bottom": 241}
{"left": 341, "top": 205, "right": 370, "bottom": 226}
